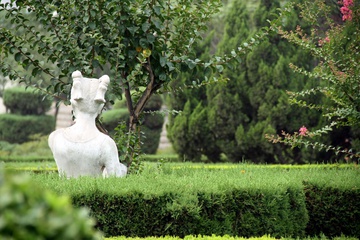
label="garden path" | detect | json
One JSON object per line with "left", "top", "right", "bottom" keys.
{"left": 47, "top": 103, "right": 73, "bottom": 129}
{"left": 0, "top": 97, "right": 5, "bottom": 114}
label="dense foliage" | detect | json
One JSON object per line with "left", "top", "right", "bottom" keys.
{"left": 30, "top": 163, "right": 360, "bottom": 238}
{"left": 0, "top": 114, "right": 55, "bottom": 143}
{"left": 167, "top": 0, "right": 327, "bottom": 163}
{"left": 0, "top": 168, "right": 102, "bottom": 239}
{"left": 0, "top": 0, "right": 263, "bottom": 167}
{"left": 102, "top": 95, "right": 164, "bottom": 154}
{"left": 3, "top": 86, "right": 52, "bottom": 115}
{"left": 0, "top": 86, "right": 55, "bottom": 143}
{"left": 267, "top": 0, "right": 360, "bottom": 162}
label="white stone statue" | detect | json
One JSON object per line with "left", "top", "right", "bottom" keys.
{"left": 48, "top": 70, "right": 127, "bottom": 178}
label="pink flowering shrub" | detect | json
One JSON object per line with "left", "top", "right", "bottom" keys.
{"left": 340, "top": 0, "right": 354, "bottom": 21}
{"left": 299, "top": 126, "right": 308, "bottom": 136}
{"left": 266, "top": 0, "right": 360, "bottom": 161}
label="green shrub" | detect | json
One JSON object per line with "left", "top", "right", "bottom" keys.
{"left": 10, "top": 134, "right": 53, "bottom": 157}
{"left": 143, "top": 94, "right": 163, "bottom": 111}
{"left": 30, "top": 164, "right": 360, "bottom": 238}
{"left": 102, "top": 108, "right": 130, "bottom": 134}
{"left": 3, "top": 86, "right": 52, "bottom": 115}
{"left": 0, "top": 114, "right": 55, "bottom": 143}
{"left": 143, "top": 113, "right": 164, "bottom": 129}
{"left": 101, "top": 108, "right": 164, "bottom": 155}
{"left": 33, "top": 165, "right": 323, "bottom": 238}
{"left": 113, "top": 99, "right": 127, "bottom": 109}
{"left": 0, "top": 168, "right": 102, "bottom": 239}
{"left": 141, "top": 154, "right": 178, "bottom": 162}
{"left": 304, "top": 182, "right": 360, "bottom": 238}
{"left": 140, "top": 126, "right": 163, "bottom": 154}
{"left": 0, "top": 141, "right": 17, "bottom": 156}
{"left": 105, "top": 235, "right": 358, "bottom": 240}
{"left": 112, "top": 94, "right": 163, "bottom": 111}
{"left": 69, "top": 188, "right": 306, "bottom": 238}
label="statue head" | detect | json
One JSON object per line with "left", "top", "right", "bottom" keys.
{"left": 70, "top": 70, "right": 110, "bottom": 118}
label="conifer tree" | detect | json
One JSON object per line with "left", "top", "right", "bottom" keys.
{"left": 168, "top": 0, "right": 326, "bottom": 163}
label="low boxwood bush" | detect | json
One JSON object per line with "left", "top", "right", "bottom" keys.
{"left": 141, "top": 154, "right": 179, "bottom": 163}
{"left": 0, "top": 155, "right": 54, "bottom": 162}
{"left": 102, "top": 108, "right": 130, "bottom": 134}
{"left": 141, "top": 126, "right": 163, "bottom": 154}
{"left": 31, "top": 164, "right": 360, "bottom": 238}
{"left": 3, "top": 86, "right": 52, "bottom": 115}
{"left": 0, "top": 168, "right": 102, "bottom": 239}
{"left": 143, "top": 94, "right": 163, "bottom": 111}
{"left": 304, "top": 182, "right": 360, "bottom": 238}
{"left": 143, "top": 113, "right": 164, "bottom": 129}
{"left": 0, "top": 114, "right": 55, "bottom": 143}
{"left": 31, "top": 166, "right": 316, "bottom": 238}
{"left": 105, "top": 235, "right": 358, "bottom": 240}
{"left": 71, "top": 187, "right": 306, "bottom": 238}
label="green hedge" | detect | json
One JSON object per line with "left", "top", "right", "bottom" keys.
{"left": 30, "top": 165, "right": 360, "bottom": 238}
{"left": 3, "top": 86, "right": 52, "bottom": 115}
{"left": 304, "top": 182, "right": 360, "bottom": 238}
{"left": 106, "top": 235, "right": 357, "bottom": 240}
{"left": 143, "top": 95, "right": 163, "bottom": 111}
{"left": 71, "top": 187, "right": 306, "bottom": 238}
{"left": 141, "top": 126, "right": 163, "bottom": 154}
{"left": 102, "top": 108, "right": 130, "bottom": 134}
{"left": 143, "top": 114, "right": 164, "bottom": 129}
{"left": 0, "top": 114, "right": 55, "bottom": 143}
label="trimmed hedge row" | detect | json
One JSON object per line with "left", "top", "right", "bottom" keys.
{"left": 3, "top": 86, "right": 52, "bottom": 115}
{"left": 71, "top": 183, "right": 360, "bottom": 239}
{"left": 304, "top": 182, "right": 360, "bottom": 238}
{"left": 0, "top": 154, "right": 179, "bottom": 163}
{"left": 72, "top": 187, "right": 307, "bottom": 238}
{"left": 0, "top": 114, "right": 55, "bottom": 143}
{"left": 105, "top": 235, "right": 358, "bottom": 240}
{"left": 28, "top": 165, "right": 360, "bottom": 238}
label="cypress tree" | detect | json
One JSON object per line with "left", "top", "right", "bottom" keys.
{"left": 206, "top": 0, "right": 324, "bottom": 163}
{"left": 168, "top": 0, "right": 327, "bottom": 163}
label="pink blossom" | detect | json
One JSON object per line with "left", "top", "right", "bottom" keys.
{"left": 299, "top": 126, "right": 308, "bottom": 136}
{"left": 318, "top": 36, "right": 330, "bottom": 47}
{"left": 340, "top": 0, "right": 353, "bottom": 21}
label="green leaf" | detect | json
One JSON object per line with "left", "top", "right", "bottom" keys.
{"left": 153, "top": 5, "right": 161, "bottom": 16}
{"left": 31, "top": 68, "right": 39, "bottom": 77}
{"left": 146, "top": 34, "right": 155, "bottom": 44}
{"left": 92, "top": 59, "right": 100, "bottom": 69}
{"left": 14, "top": 52, "right": 22, "bottom": 62}
{"left": 142, "top": 22, "right": 151, "bottom": 32}
{"left": 139, "top": 38, "right": 148, "bottom": 48}
{"left": 166, "top": 61, "right": 175, "bottom": 71}
{"left": 185, "top": 59, "right": 196, "bottom": 69}
{"left": 83, "top": 15, "right": 89, "bottom": 23}
{"left": 159, "top": 72, "right": 167, "bottom": 81}
{"left": 151, "top": 18, "right": 162, "bottom": 29}
{"left": 160, "top": 56, "right": 166, "bottom": 67}
{"left": 127, "top": 26, "right": 139, "bottom": 36}
{"left": 215, "top": 65, "right": 224, "bottom": 72}
{"left": 89, "top": 22, "right": 96, "bottom": 30}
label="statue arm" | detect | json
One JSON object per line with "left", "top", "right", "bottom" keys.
{"left": 103, "top": 138, "right": 127, "bottom": 177}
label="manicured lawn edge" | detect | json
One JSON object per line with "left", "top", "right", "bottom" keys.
{"left": 29, "top": 164, "right": 360, "bottom": 238}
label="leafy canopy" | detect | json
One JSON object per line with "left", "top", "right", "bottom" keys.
{"left": 0, "top": 0, "right": 263, "bottom": 125}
